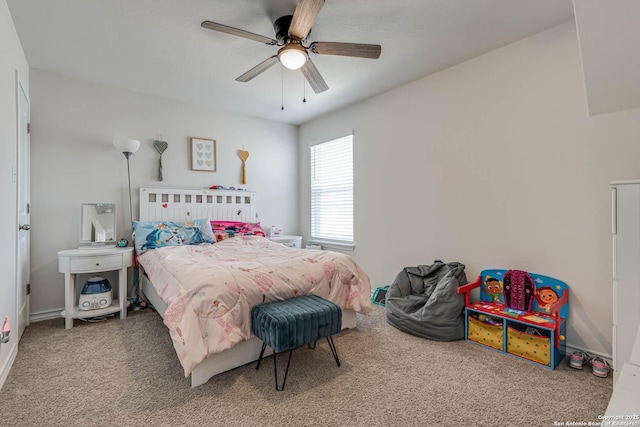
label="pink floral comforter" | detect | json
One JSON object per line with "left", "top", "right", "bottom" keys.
{"left": 138, "top": 236, "right": 372, "bottom": 376}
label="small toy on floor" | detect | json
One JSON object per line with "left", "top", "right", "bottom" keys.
{"left": 372, "top": 286, "right": 389, "bottom": 306}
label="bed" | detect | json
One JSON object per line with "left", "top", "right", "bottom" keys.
{"left": 136, "top": 187, "right": 372, "bottom": 387}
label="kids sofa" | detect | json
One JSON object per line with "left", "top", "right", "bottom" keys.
{"left": 386, "top": 260, "right": 467, "bottom": 341}
{"left": 457, "top": 269, "right": 569, "bottom": 369}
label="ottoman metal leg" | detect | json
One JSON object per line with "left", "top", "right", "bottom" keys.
{"left": 256, "top": 342, "right": 267, "bottom": 370}
{"left": 273, "top": 349, "right": 294, "bottom": 391}
{"left": 308, "top": 337, "right": 341, "bottom": 367}
{"left": 256, "top": 343, "right": 294, "bottom": 391}
{"left": 327, "top": 336, "right": 341, "bottom": 367}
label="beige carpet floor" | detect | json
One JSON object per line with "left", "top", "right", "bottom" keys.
{"left": 0, "top": 306, "right": 612, "bottom": 427}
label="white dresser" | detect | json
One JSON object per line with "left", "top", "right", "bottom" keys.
{"left": 605, "top": 327, "right": 640, "bottom": 415}
{"left": 611, "top": 181, "right": 640, "bottom": 384}
{"left": 608, "top": 181, "right": 640, "bottom": 415}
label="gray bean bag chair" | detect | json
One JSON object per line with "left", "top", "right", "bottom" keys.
{"left": 386, "top": 260, "right": 467, "bottom": 341}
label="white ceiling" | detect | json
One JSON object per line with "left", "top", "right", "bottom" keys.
{"left": 7, "top": 0, "right": 575, "bottom": 125}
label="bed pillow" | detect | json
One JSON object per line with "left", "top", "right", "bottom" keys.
{"left": 210, "top": 220, "right": 266, "bottom": 242}
{"left": 133, "top": 218, "right": 216, "bottom": 254}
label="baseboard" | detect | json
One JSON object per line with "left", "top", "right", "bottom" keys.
{"left": 565, "top": 343, "right": 613, "bottom": 366}
{"left": 0, "top": 341, "right": 18, "bottom": 391}
{"left": 30, "top": 308, "right": 63, "bottom": 323}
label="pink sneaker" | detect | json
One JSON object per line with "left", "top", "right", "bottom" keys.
{"left": 591, "top": 357, "right": 610, "bottom": 378}
{"left": 569, "top": 351, "right": 589, "bottom": 370}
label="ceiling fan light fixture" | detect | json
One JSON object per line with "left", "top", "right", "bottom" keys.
{"left": 278, "top": 44, "right": 307, "bottom": 70}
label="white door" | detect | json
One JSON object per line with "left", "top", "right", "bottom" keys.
{"left": 17, "top": 76, "right": 30, "bottom": 339}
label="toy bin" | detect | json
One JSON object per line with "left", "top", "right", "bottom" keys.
{"left": 467, "top": 315, "right": 504, "bottom": 351}
{"left": 507, "top": 324, "right": 552, "bottom": 366}
{"left": 458, "top": 269, "right": 570, "bottom": 370}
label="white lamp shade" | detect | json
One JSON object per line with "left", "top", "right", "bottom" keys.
{"left": 113, "top": 139, "right": 140, "bottom": 153}
{"left": 278, "top": 45, "right": 307, "bottom": 70}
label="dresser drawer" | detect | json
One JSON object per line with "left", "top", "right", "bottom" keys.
{"left": 70, "top": 254, "right": 122, "bottom": 272}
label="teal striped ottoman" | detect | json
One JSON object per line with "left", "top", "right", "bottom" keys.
{"left": 251, "top": 295, "right": 342, "bottom": 390}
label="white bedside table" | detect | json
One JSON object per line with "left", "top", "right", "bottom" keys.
{"left": 268, "top": 235, "right": 303, "bottom": 248}
{"left": 58, "top": 247, "right": 134, "bottom": 329}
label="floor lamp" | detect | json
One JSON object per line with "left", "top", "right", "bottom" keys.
{"left": 113, "top": 138, "right": 140, "bottom": 306}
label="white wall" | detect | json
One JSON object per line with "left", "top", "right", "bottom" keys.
{"left": 573, "top": 0, "right": 640, "bottom": 115}
{"left": 299, "top": 21, "right": 640, "bottom": 358}
{"left": 29, "top": 69, "right": 299, "bottom": 316}
{"left": 0, "top": 0, "right": 29, "bottom": 385}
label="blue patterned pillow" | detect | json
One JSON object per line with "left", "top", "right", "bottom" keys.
{"left": 133, "top": 219, "right": 216, "bottom": 255}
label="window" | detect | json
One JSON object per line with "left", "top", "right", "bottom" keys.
{"left": 310, "top": 134, "right": 353, "bottom": 248}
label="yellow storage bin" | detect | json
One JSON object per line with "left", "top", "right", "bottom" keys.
{"left": 507, "top": 326, "right": 551, "bottom": 366}
{"left": 467, "top": 316, "right": 504, "bottom": 351}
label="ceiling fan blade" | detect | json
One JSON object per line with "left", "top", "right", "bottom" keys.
{"left": 201, "top": 21, "right": 277, "bottom": 45}
{"left": 236, "top": 56, "right": 279, "bottom": 82}
{"left": 309, "top": 42, "right": 381, "bottom": 59}
{"left": 289, "top": 0, "right": 324, "bottom": 40}
{"left": 300, "top": 58, "right": 328, "bottom": 93}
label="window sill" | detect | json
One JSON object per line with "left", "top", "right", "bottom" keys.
{"left": 307, "top": 240, "right": 355, "bottom": 251}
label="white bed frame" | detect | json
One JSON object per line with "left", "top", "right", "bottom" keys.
{"left": 138, "top": 187, "right": 357, "bottom": 387}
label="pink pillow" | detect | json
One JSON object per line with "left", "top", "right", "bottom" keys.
{"left": 210, "top": 221, "right": 266, "bottom": 242}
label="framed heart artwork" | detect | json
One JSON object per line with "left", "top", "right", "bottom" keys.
{"left": 189, "top": 137, "right": 217, "bottom": 172}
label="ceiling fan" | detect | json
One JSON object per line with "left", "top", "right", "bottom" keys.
{"left": 201, "top": 0, "right": 381, "bottom": 93}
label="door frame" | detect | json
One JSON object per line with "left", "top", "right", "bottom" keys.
{"left": 16, "top": 72, "right": 30, "bottom": 339}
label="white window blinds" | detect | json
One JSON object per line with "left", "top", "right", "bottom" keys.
{"left": 310, "top": 134, "right": 353, "bottom": 245}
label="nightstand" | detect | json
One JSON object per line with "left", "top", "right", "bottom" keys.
{"left": 268, "top": 235, "right": 303, "bottom": 248}
{"left": 58, "top": 247, "right": 134, "bottom": 329}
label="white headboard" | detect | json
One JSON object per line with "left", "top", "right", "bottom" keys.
{"left": 139, "top": 187, "right": 258, "bottom": 222}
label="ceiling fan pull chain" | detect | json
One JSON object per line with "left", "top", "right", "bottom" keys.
{"left": 303, "top": 75, "right": 307, "bottom": 103}
{"left": 281, "top": 65, "right": 285, "bottom": 110}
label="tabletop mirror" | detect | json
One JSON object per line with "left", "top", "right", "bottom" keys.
{"left": 79, "top": 203, "right": 116, "bottom": 249}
